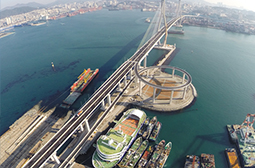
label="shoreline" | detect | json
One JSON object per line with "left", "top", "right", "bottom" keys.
{"left": 0, "top": 32, "right": 15, "bottom": 39}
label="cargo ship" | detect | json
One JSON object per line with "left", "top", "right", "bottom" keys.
{"left": 60, "top": 68, "right": 99, "bottom": 108}
{"left": 184, "top": 155, "right": 200, "bottom": 168}
{"left": 225, "top": 148, "right": 241, "bottom": 168}
{"left": 92, "top": 108, "right": 147, "bottom": 168}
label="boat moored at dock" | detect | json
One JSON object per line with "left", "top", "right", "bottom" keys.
{"left": 137, "top": 145, "right": 155, "bottom": 168}
{"left": 142, "top": 116, "right": 157, "bottom": 140}
{"left": 118, "top": 137, "right": 143, "bottom": 168}
{"left": 156, "top": 141, "right": 172, "bottom": 168}
{"left": 149, "top": 121, "right": 162, "bottom": 141}
{"left": 146, "top": 139, "right": 165, "bottom": 168}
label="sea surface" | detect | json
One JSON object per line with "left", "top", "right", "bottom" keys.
{"left": 1, "top": 9, "right": 255, "bottom": 167}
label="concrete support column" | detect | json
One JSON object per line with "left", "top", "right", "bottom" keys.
{"left": 139, "top": 79, "right": 142, "bottom": 96}
{"left": 182, "top": 74, "right": 186, "bottom": 83}
{"left": 169, "top": 90, "right": 174, "bottom": 104}
{"left": 79, "top": 124, "right": 84, "bottom": 132}
{"left": 172, "top": 69, "right": 175, "bottom": 78}
{"left": 51, "top": 152, "right": 60, "bottom": 165}
{"left": 144, "top": 56, "right": 147, "bottom": 68}
{"left": 153, "top": 88, "right": 156, "bottom": 103}
{"left": 182, "top": 86, "right": 187, "bottom": 100}
{"left": 107, "top": 94, "right": 111, "bottom": 106}
{"left": 124, "top": 76, "right": 127, "bottom": 87}
{"left": 116, "top": 82, "right": 122, "bottom": 92}
{"left": 134, "top": 76, "right": 138, "bottom": 88}
{"left": 101, "top": 99, "right": 106, "bottom": 110}
{"left": 85, "top": 119, "right": 90, "bottom": 132}
{"left": 129, "top": 69, "right": 132, "bottom": 79}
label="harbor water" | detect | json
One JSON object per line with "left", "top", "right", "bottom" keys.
{"left": 1, "top": 9, "right": 255, "bottom": 167}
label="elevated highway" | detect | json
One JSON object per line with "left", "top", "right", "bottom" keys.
{"left": 22, "top": 16, "right": 182, "bottom": 168}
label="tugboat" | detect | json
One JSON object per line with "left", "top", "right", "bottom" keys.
{"left": 201, "top": 153, "right": 215, "bottom": 168}
{"left": 146, "top": 140, "right": 165, "bottom": 168}
{"left": 126, "top": 140, "right": 149, "bottom": 167}
{"left": 184, "top": 155, "right": 200, "bottom": 168}
{"left": 139, "top": 118, "right": 149, "bottom": 136}
{"left": 149, "top": 121, "right": 162, "bottom": 141}
{"left": 143, "top": 116, "right": 157, "bottom": 140}
{"left": 118, "top": 137, "right": 143, "bottom": 168}
{"left": 156, "top": 141, "right": 172, "bottom": 168}
{"left": 137, "top": 145, "right": 155, "bottom": 168}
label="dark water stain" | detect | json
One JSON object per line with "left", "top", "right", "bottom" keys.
{"left": 1, "top": 60, "right": 81, "bottom": 95}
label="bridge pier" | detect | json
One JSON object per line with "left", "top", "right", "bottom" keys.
{"left": 79, "top": 124, "right": 84, "bottom": 132}
{"left": 124, "top": 76, "right": 127, "bottom": 87}
{"left": 116, "top": 82, "right": 122, "bottom": 92}
{"left": 128, "top": 69, "right": 132, "bottom": 80}
{"left": 51, "top": 152, "right": 60, "bottom": 165}
{"left": 101, "top": 99, "right": 106, "bottom": 110}
{"left": 153, "top": 88, "right": 156, "bottom": 103}
{"left": 169, "top": 90, "right": 174, "bottom": 104}
{"left": 85, "top": 119, "right": 90, "bottom": 132}
{"left": 107, "top": 94, "right": 111, "bottom": 106}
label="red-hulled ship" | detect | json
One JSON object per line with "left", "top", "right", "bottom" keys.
{"left": 60, "top": 68, "right": 99, "bottom": 108}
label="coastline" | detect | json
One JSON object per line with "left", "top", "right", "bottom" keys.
{"left": 0, "top": 32, "right": 15, "bottom": 39}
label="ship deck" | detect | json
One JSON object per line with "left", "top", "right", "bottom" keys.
{"left": 113, "top": 118, "right": 138, "bottom": 136}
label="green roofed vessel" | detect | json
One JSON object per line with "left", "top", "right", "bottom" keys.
{"left": 92, "top": 108, "right": 147, "bottom": 168}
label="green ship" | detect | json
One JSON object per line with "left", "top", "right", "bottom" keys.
{"left": 92, "top": 108, "right": 146, "bottom": 168}
{"left": 126, "top": 139, "right": 149, "bottom": 167}
{"left": 118, "top": 137, "right": 143, "bottom": 168}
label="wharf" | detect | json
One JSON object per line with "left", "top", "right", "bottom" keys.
{"left": 0, "top": 101, "right": 73, "bottom": 167}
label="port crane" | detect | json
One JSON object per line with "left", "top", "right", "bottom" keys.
{"left": 239, "top": 114, "right": 255, "bottom": 143}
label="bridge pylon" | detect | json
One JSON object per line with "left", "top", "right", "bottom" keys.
{"left": 157, "top": 0, "right": 168, "bottom": 47}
